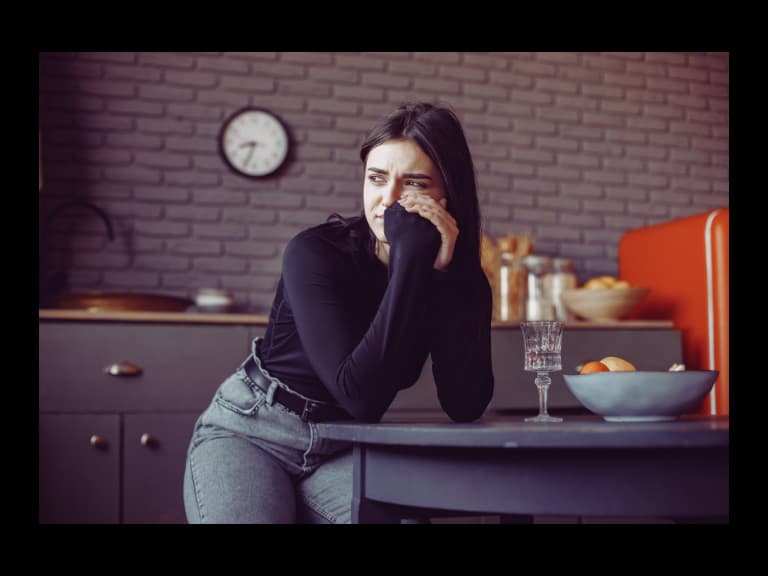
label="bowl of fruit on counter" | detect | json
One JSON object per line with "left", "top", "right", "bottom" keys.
{"left": 561, "top": 275, "right": 649, "bottom": 322}
{"left": 563, "top": 356, "right": 717, "bottom": 422}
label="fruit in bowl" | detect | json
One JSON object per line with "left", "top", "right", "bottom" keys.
{"left": 579, "top": 356, "right": 636, "bottom": 373}
{"left": 561, "top": 276, "right": 648, "bottom": 321}
{"left": 579, "top": 360, "right": 610, "bottom": 374}
{"left": 582, "top": 275, "right": 629, "bottom": 290}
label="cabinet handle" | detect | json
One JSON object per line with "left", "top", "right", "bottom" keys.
{"left": 105, "top": 361, "right": 143, "bottom": 377}
{"left": 90, "top": 435, "right": 108, "bottom": 450}
{"left": 140, "top": 433, "right": 158, "bottom": 448}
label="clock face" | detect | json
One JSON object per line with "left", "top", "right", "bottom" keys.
{"left": 219, "top": 108, "right": 290, "bottom": 178}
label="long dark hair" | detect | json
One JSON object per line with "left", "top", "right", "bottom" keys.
{"left": 359, "top": 102, "right": 482, "bottom": 267}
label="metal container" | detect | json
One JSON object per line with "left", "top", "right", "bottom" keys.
{"left": 521, "top": 255, "right": 555, "bottom": 321}
{"left": 548, "top": 258, "right": 578, "bottom": 322}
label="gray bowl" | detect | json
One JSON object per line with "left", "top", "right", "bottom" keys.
{"left": 563, "top": 370, "right": 718, "bottom": 422}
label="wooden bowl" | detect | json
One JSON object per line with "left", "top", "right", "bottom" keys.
{"left": 561, "top": 287, "right": 649, "bottom": 321}
{"left": 52, "top": 291, "right": 194, "bottom": 312}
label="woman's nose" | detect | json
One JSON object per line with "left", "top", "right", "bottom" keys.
{"left": 381, "top": 183, "right": 401, "bottom": 207}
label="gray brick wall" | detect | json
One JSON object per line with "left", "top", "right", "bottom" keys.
{"left": 38, "top": 51, "right": 729, "bottom": 313}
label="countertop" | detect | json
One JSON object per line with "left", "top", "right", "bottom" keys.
{"left": 38, "top": 308, "right": 673, "bottom": 329}
{"left": 38, "top": 308, "right": 271, "bottom": 324}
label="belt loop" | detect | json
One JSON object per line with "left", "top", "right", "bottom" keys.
{"left": 265, "top": 381, "right": 278, "bottom": 406}
{"left": 251, "top": 336, "right": 263, "bottom": 358}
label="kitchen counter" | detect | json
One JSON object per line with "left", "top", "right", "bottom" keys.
{"left": 39, "top": 308, "right": 270, "bottom": 325}
{"left": 38, "top": 308, "right": 672, "bottom": 328}
{"left": 39, "top": 311, "right": 682, "bottom": 411}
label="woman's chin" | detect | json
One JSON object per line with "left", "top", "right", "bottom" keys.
{"left": 371, "top": 221, "right": 386, "bottom": 242}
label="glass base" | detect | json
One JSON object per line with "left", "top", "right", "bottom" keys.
{"left": 525, "top": 414, "right": 563, "bottom": 423}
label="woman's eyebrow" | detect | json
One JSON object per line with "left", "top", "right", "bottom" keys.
{"left": 367, "top": 167, "right": 433, "bottom": 180}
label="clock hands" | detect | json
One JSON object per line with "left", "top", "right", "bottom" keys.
{"left": 239, "top": 140, "right": 260, "bottom": 168}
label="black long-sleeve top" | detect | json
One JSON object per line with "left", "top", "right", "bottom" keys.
{"left": 258, "top": 202, "right": 494, "bottom": 423}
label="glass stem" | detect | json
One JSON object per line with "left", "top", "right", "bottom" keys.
{"left": 535, "top": 372, "right": 551, "bottom": 416}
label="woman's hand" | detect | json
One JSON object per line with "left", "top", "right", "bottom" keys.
{"left": 398, "top": 192, "right": 458, "bottom": 271}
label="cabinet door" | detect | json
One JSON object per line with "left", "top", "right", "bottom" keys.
{"left": 39, "top": 414, "right": 120, "bottom": 524}
{"left": 123, "top": 413, "right": 200, "bottom": 524}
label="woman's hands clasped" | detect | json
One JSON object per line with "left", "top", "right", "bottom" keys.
{"left": 398, "top": 192, "right": 458, "bottom": 271}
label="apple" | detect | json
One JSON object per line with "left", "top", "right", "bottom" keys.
{"left": 600, "top": 356, "right": 637, "bottom": 372}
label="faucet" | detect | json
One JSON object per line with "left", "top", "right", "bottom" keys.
{"left": 46, "top": 199, "right": 115, "bottom": 241}
{"left": 39, "top": 199, "right": 115, "bottom": 306}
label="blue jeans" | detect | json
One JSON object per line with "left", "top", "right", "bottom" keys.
{"left": 183, "top": 340, "right": 353, "bottom": 523}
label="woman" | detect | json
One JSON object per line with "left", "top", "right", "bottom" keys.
{"left": 183, "top": 102, "right": 494, "bottom": 523}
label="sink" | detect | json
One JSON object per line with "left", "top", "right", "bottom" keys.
{"left": 50, "top": 291, "right": 194, "bottom": 312}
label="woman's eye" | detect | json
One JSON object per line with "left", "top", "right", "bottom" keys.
{"left": 368, "top": 174, "right": 384, "bottom": 183}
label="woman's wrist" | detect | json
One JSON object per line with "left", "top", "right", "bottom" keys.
{"left": 384, "top": 203, "right": 440, "bottom": 265}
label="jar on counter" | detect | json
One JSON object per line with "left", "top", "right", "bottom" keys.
{"left": 495, "top": 250, "right": 524, "bottom": 322}
{"left": 521, "top": 255, "right": 555, "bottom": 321}
{"left": 547, "top": 258, "right": 577, "bottom": 322}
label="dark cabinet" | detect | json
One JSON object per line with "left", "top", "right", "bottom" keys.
{"left": 39, "top": 323, "right": 253, "bottom": 413}
{"left": 39, "top": 414, "right": 121, "bottom": 523}
{"left": 123, "top": 413, "right": 201, "bottom": 524}
{"left": 39, "top": 412, "right": 201, "bottom": 524}
{"left": 39, "top": 321, "right": 253, "bottom": 524}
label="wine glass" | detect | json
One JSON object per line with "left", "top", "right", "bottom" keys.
{"left": 520, "top": 320, "right": 564, "bottom": 422}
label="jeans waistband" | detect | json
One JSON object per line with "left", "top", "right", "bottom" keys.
{"left": 242, "top": 355, "right": 350, "bottom": 423}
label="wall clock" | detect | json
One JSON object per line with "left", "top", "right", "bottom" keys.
{"left": 219, "top": 107, "right": 290, "bottom": 178}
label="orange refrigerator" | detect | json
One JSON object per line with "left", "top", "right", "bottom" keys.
{"left": 618, "top": 208, "right": 729, "bottom": 415}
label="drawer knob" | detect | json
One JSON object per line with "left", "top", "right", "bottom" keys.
{"left": 140, "top": 433, "right": 158, "bottom": 448}
{"left": 105, "top": 362, "right": 143, "bottom": 377}
{"left": 89, "top": 435, "right": 108, "bottom": 450}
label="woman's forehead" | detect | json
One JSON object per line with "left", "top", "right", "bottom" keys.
{"left": 365, "top": 139, "right": 435, "bottom": 172}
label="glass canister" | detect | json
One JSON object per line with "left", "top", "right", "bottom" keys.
{"left": 496, "top": 250, "right": 524, "bottom": 322}
{"left": 521, "top": 255, "right": 555, "bottom": 321}
{"left": 548, "top": 258, "right": 577, "bottom": 322}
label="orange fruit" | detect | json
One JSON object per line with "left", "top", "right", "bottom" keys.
{"left": 580, "top": 360, "right": 610, "bottom": 374}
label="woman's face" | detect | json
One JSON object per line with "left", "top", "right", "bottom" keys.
{"left": 363, "top": 138, "right": 445, "bottom": 258}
